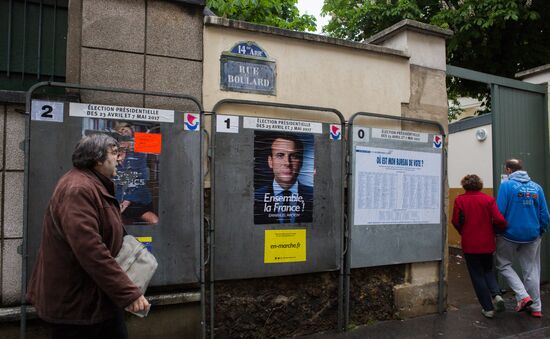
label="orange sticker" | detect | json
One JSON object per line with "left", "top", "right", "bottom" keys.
{"left": 133, "top": 132, "right": 162, "bottom": 154}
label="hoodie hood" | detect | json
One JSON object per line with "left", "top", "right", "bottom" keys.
{"left": 509, "top": 170, "right": 531, "bottom": 183}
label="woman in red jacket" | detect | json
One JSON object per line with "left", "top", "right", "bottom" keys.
{"left": 452, "top": 174, "right": 507, "bottom": 318}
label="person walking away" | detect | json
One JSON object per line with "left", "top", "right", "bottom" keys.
{"left": 452, "top": 174, "right": 507, "bottom": 318}
{"left": 496, "top": 159, "right": 550, "bottom": 318}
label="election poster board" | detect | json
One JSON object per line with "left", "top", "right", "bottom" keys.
{"left": 213, "top": 115, "right": 343, "bottom": 280}
{"left": 350, "top": 126, "right": 444, "bottom": 268}
{"left": 27, "top": 100, "right": 202, "bottom": 286}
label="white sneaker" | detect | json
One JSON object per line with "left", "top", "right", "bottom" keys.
{"left": 481, "top": 309, "right": 495, "bottom": 318}
{"left": 493, "top": 295, "right": 505, "bottom": 313}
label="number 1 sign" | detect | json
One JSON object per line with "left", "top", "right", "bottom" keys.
{"left": 216, "top": 114, "right": 240, "bottom": 133}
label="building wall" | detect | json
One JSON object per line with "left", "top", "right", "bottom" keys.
{"left": 67, "top": 0, "right": 203, "bottom": 111}
{"left": 520, "top": 72, "right": 550, "bottom": 88}
{"left": 0, "top": 103, "right": 25, "bottom": 306}
{"left": 447, "top": 123, "right": 493, "bottom": 247}
{"left": 204, "top": 18, "right": 451, "bottom": 321}
{"left": 203, "top": 20, "right": 410, "bottom": 118}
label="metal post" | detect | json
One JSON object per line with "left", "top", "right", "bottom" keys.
{"left": 344, "top": 120, "right": 354, "bottom": 329}
{"left": 438, "top": 138, "right": 447, "bottom": 314}
{"left": 50, "top": 0, "right": 58, "bottom": 81}
{"left": 209, "top": 114, "right": 217, "bottom": 338}
{"left": 6, "top": 0, "right": 13, "bottom": 77}
{"left": 21, "top": 0, "right": 28, "bottom": 81}
{"left": 37, "top": 0, "right": 43, "bottom": 79}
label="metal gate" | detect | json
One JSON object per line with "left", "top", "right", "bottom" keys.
{"left": 447, "top": 65, "right": 549, "bottom": 280}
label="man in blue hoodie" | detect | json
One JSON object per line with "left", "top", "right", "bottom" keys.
{"left": 496, "top": 159, "right": 550, "bottom": 317}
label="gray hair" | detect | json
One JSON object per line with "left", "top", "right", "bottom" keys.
{"left": 72, "top": 134, "right": 118, "bottom": 169}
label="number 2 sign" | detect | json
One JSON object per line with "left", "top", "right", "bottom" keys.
{"left": 31, "top": 100, "right": 64, "bottom": 123}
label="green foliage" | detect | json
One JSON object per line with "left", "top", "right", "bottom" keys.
{"left": 207, "top": 0, "right": 317, "bottom": 32}
{"left": 322, "top": 0, "right": 437, "bottom": 40}
{"left": 322, "top": 0, "right": 550, "bottom": 118}
{"left": 447, "top": 96, "right": 463, "bottom": 122}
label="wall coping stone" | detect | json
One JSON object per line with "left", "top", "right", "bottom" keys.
{"left": 449, "top": 114, "right": 492, "bottom": 134}
{"left": 516, "top": 64, "right": 550, "bottom": 79}
{"left": 172, "top": 0, "right": 205, "bottom": 6}
{"left": 365, "top": 19, "right": 453, "bottom": 45}
{"left": 204, "top": 16, "right": 410, "bottom": 59}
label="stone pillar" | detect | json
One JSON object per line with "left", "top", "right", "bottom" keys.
{"left": 366, "top": 19, "right": 452, "bottom": 318}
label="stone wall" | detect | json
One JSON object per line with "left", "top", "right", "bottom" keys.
{"left": 67, "top": 0, "right": 203, "bottom": 111}
{"left": 203, "top": 18, "right": 452, "bottom": 324}
{"left": 0, "top": 102, "right": 25, "bottom": 307}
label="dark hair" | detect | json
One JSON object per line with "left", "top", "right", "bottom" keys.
{"left": 72, "top": 134, "right": 118, "bottom": 169}
{"left": 461, "top": 174, "right": 483, "bottom": 191}
{"left": 269, "top": 133, "right": 304, "bottom": 160}
{"left": 505, "top": 159, "right": 523, "bottom": 172}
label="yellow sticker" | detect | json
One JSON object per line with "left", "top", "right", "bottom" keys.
{"left": 136, "top": 237, "right": 152, "bottom": 243}
{"left": 264, "top": 229, "right": 306, "bottom": 264}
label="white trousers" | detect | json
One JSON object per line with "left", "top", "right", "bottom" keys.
{"left": 495, "top": 237, "right": 542, "bottom": 311}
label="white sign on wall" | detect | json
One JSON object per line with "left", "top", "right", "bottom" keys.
{"left": 353, "top": 146, "right": 441, "bottom": 225}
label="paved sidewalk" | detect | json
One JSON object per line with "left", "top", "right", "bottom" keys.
{"left": 306, "top": 295, "right": 550, "bottom": 338}
{"left": 303, "top": 249, "right": 550, "bottom": 338}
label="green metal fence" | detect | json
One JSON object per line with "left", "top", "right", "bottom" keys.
{"left": 0, "top": 0, "right": 68, "bottom": 91}
{"left": 447, "top": 65, "right": 550, "bottom": 282}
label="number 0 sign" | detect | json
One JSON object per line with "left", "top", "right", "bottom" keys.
{"left": 31, "top": 100, "right": 64, "bottom": 123}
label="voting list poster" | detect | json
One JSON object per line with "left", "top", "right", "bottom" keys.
{"left": 353, "top": 146, "right": 442, "bottom": 225}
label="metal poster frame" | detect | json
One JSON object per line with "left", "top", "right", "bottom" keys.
{"left": 21, "top": 82, "right": 205, "bottom": 339}
{"left": 345, "top": 112, "right": 446, "bottom": 328}
{"left": 209, "top": 99, "right": 346, "bottom": 336}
